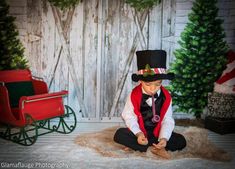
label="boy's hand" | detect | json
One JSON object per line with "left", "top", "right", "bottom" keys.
{"left": 136, "top": 132, "right": 148, "bottom": 145}
{"left": 153, "top": 138, "right": 167, "bottom": 149}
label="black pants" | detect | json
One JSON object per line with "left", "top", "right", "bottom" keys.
{"left": 113, "top": 128, "right": 186, "bottom": 152}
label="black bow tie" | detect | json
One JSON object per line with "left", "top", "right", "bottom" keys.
{"left": 142, "top": 93, "right": 158, "bottom": 100}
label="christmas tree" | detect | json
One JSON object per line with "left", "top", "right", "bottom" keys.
{"left": 169, "top": 0, "right": 228, "bottom": 118}
{"left": 0, "top": 0, "right": 28, "bottom": 70}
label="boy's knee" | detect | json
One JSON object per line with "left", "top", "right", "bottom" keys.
{"left": 166, "top": 133, "right": 187, "bottom": 151}
{"left": 178, "top": 134, "right": 187, "bottom": 150}
{"left": 113, "top": 128, "right": 124, "bottom": 143}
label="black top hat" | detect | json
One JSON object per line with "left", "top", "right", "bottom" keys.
{"left": 132, "top": 50, "right": 174, "bottom": 82}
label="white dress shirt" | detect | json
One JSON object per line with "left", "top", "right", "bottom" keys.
{"left": 121, "top": 87, "right": 175, "bottom": 141}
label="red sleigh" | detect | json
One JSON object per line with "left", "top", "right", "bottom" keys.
{"left": 0, "top": 69, "right": 77, "bottom": 145}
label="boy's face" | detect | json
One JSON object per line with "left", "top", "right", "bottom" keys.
{"left": 140, "top": 80, "right": 162, "bottom": 95}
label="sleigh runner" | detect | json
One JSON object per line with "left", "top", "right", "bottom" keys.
{"left": 0, "top": 69, "right": 77, "bottom": 146}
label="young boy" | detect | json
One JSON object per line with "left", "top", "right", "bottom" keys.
{"left": 114, "top": 50, "right": 186, "bottom": 159}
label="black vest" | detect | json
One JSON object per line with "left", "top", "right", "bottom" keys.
{"left": 140, "top": 90, "right": 165, "bottom": 136}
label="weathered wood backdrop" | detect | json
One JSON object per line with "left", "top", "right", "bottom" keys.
{"left": 6, "top": 0, "right": 235, "bottom": 122}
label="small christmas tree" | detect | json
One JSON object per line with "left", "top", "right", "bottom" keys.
{"left": 0, "top": 0, "right": 28, "bottom": 70}
{"left": 169, "top": 0, "right": 228, "bottom": 118}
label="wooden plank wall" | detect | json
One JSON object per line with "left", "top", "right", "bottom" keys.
{"left": 175, "top": 0, "right": 235, "bottom": 50}
{"left": 6, "top": 0, "right": 235, "bottom": 122}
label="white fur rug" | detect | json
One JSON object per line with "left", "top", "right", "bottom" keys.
{"left": 75, "top": 126, "right": 231, "bottom": 162}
